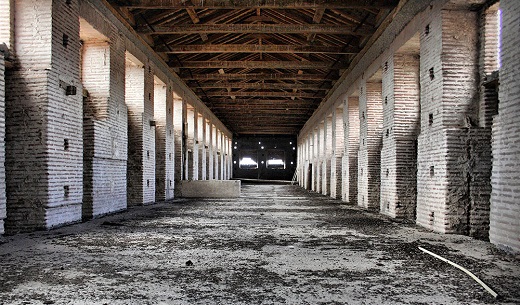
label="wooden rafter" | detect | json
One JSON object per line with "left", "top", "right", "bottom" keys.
{"left": 107, "top": 0, "right": 399, "bottom": 136}
{"left": 307, "top": 8, "right": 325, "bottom": 42}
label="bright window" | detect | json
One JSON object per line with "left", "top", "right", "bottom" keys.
{"left": 267, "top": 150, "right": 285, "bottom": 169}
{"left": 239, "top": 150, "right": 258, "bottom": 169}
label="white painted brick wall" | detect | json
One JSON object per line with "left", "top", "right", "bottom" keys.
{"left": 0, "top": 0, "right": 14, "bottom": 49}
{"left": 142, "top": 64, "right": 156, "bottom": 204}
{"left": 125, "top": 60, "right": 146, "bottom": 206}
{"left": 343, "top": 96, "right": 359, "bottom": 203}
{"left": 154, "top": 79, "right": 174, "bottom": 201}
{"left": 417, "top": 7, "right": 489, "bottom": 237}
{"left": 490, "top": 0, "right": 520, "bottom": 253}
{"left": 173, "top": 97, "right": 184, "bottom": 185}
{"left": 479, "top": 6, "right": 499, "bottom": 129}
{"left": 380, "top": 53, "right": 420, "bottom": 219}
{"left": 330, "top": 108, "right": 343, "bottom": 199}
{"left": 6, "top": 0, "right": 83, "bottom": 232}
{"left": 82, "top": 38, "right": 127, "bottom": 219}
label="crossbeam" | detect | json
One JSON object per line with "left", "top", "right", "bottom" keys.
{"left": 137, "top": 24, "right": 372, "bottom": 36}
{"left": 205, "top": 91, "right": 324, "bottom": 98}
{"left": 158, "top": 44, "right": 356, "bottom": 54}
{"left": 192, "top": 82, "right": 330, "bottom": 90}
{"left": 184, "top": 73, "right": 335, "bottom": 81}
{"left": 172, "top": 60, "right": 342, "bottom": 69}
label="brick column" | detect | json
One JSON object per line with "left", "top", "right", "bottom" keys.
{"left": 154, "top": 77, "right": 174, "bottom": 201}
{"left": 342, "top": 95, "right": 360, "bottom": 203}
{"left": 186, "top": 106, "right": 195, "bottom": 180}
{"left": 218, "top": 131, "right": 223, "bottom": 179}
{"left": 205, "top": 119, "right": 211, "bottom": 179}
{"left": 126, "top": 59, "right": 155, "bottom": 206}
{"left": 331, "top": 107, "right": 344, "bottom": 199}
{"left": 0, "top": 54, "right": 5, "bottom": 234}
{"left": 313, "top": 126, "right": 321, "bottom": 192}
{"left": 321, "top": 117, "right": 331, "bottom": 195}
{"left": 82, "top": 25, "right": 127, "bottom": 218}
{"left": 417, "top": 7, "right": 490, "bottom": 237}
{"left": 6, "top": 0, "right": 83, "bottom": 232}
{"left": 173, "top": 97, "right": 184, "bottom": 189}
{"left": 380, "top": 53, "right": 420, "bottom": 219}
{"left": 358, "top": 81, "right": 383, "bottom": 209}
{"left": 208, "top": 123, "right": 214, "bottom": 179}
{"left": 199, "top": 114, "right": 206, "bottom": 180}
{"left": 490, "top": 0, "right": 520, "bottom": 252}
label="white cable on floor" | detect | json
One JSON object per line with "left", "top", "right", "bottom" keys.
{"left": 418, "top": 246, "right": 498, "bottom": 299}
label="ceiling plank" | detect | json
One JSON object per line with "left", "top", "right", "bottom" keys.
{"left": 171, "top": 60, "right": 343, "bottom": 69}
{"left": 114, "top": 0, "right": 399, "bottom": 9}
{"left": 158, "top": 44, "right": 355, "bottom": 54}
{"left": 186, "top": 7, "right": 209, "bottom": 41}
{"left": 137, "top": 24, "right": 373, "bottom": 36}
{"left": 307, "top": 8, "right": 325, "bottom": 42}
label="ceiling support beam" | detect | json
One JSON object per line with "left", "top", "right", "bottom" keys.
{"left": 158, "top": 44, "right": 356, "bottom": 54}
{"left": 138, "top": 24, "right": 373, "bottom": 36}
{"left": 209, "top": 98, "right": 319, "bottom": 103}
{"left": 191, "top": 82, "right": 330, "bottom": 90}
{"left": 172, "top": 60, "right": 343, "bottom": 69}
{"left": 204, "top": 91, "right": 324, "bottom": 98}
{"left": 184, "top": 73, "right": 335, "bottom": 81}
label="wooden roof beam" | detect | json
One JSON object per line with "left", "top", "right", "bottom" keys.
{"left": 157, "top": 44, "right": 356, "bottom": 54}
{"left": 113, "top": 0, "right": 399, "bottom": 9}
{"left": 137, "top": 24, "right": 373, "bottom": 36}
{"left": 184, "top": 73, "right": 336, "bottom": 81}
{"left": 171, "top": 60, "right": 345, "bottom": 69}
{"left": 208, "top": 98, "right": 320, "bottom": 103}
{"left": 191, "top": 82, "right": 331, "bottom": 90}
{"left": 204, "top": 91, "right": 324, "bottom": 98}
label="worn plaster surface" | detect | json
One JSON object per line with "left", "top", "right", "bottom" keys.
{"left": 0, "top": 184, "right": 519, "bottom": 304}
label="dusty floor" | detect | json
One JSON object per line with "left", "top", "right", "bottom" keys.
{"left": 0, "top": 184, "right": 519, "bottom": 305}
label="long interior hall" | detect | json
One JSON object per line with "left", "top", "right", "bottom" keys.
{"left": 1, "top": 0, "right": 520, "bottom": 303}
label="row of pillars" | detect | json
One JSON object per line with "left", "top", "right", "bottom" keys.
{"left": 297, "top": 0, "right": 501, "bottom": 243}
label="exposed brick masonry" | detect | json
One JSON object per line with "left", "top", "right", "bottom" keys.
{"left": 358, "top": 81, "right": 383, "bottom": 209}
{"left": 380, "top": 53, "right": 420, "bottom": 219}
{"left": 0, "top": 55, "right": 5, "bottom": 234}
{"left": 490, "top": 0, "right": 520, "bottom": 252}
{"left": 6, "top": 0, "right": 83, "bottom": 232}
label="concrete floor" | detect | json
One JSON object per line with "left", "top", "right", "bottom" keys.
{"left": 0, "top": 184, "right": 519, "bottom": 305}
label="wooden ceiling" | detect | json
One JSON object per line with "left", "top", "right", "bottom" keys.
{"left": 108, "top": 0, "right": 399, "bottom": 135}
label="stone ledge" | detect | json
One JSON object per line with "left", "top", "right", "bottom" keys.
{"left": 176, "top": 180, "right": 241, "bottom": 198}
